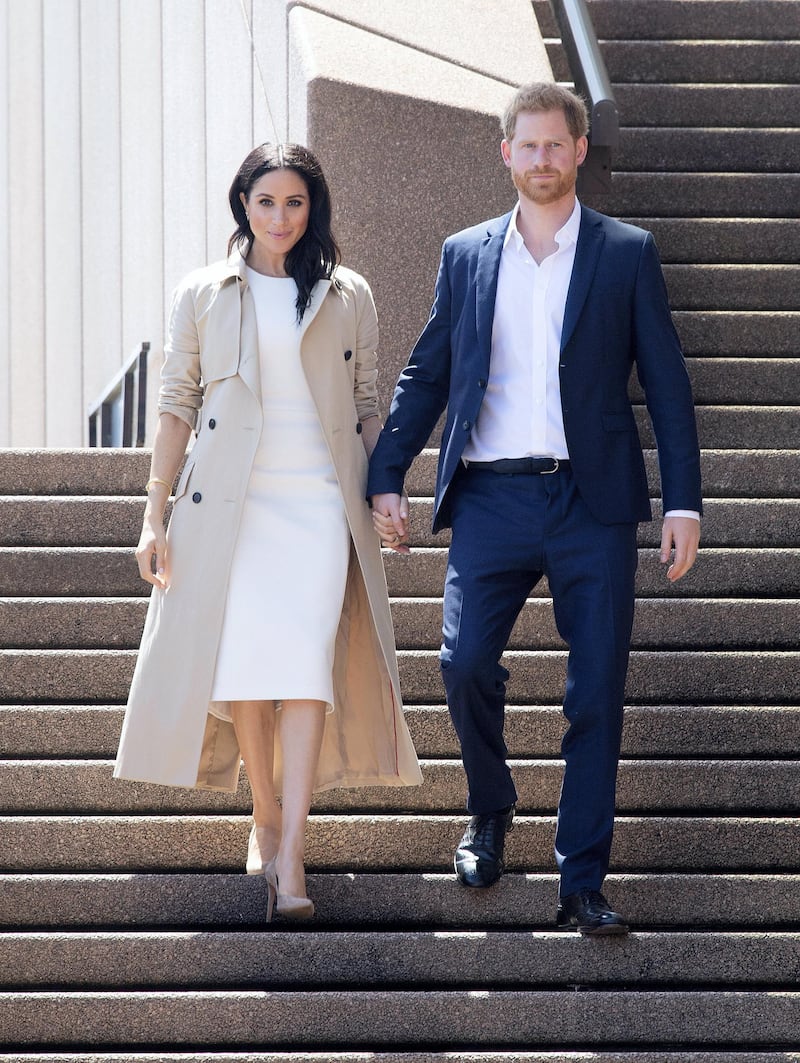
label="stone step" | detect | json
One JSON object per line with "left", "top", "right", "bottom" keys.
{"left": 672, "top": 311, "right": 800, "bottom": 356}
{"left": 2, "top": 1056, "right": 798, "bottom": 1063}
{"left": 1, "top": 496, "right": 796, "bottom": 548}
{"left": 616, "top": 129, "right": 800, "bottom": 175}
{"left": 2, "top": 871, "right": 797, "bottom": 929}
{"left": 614, "top": 83, "right": 800, "bottom": 127}
{"left": 1, "top": 759, "right": 795, "bottom": 814}
{"left": 663, "top": 266, "right": 800, "bottom": 310}
{"left": 532, "top": 0, "right": 800, "bottom": 40}
{"left": 3, "top": 596, "right": 798, "bottom": 651}
{"left": 3, "top": 648, "right": 800, "bottom": 705}
{"left": 407, "top": 450, "right": 800, "bottom": 499}
{"left": 1, "top": 989, "right": 797, "bottom": 1047}
{"left": 398, "top": 498, "right": 800, "bottom": 549}
{"left": 0, "top": 814, "right": 795, "bottom": 873}
{"left": 548, "top": 40, "right": 800, "bottom": 84}
{"left": 635, "top": 218, "right": 800, "bottom": 264}
{"left": 660, "top": 359, "right": 800, "bottom": 405}
{"left": 586, "top": 174, "right": 800, "bottom": 218}
{"left": 3, "top": 929, "right": 799, "bottom": 989}
{"left": 6, "top": 545, "right": 800, "bottom": 598}
{"left": 3, "top": 704, "right": 795, "bottom": 760}
{"left": 0, "top": 449, "right": 151, "bottom": 496}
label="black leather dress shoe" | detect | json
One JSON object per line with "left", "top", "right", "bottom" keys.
{"left": 556, "top": 888, "right": 629, "bottom": 935}
{"left": 454, "top": 807, "right": 515, "bottom": 888}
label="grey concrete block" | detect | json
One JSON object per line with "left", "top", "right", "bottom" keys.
{"left": 0, "top": 815, "right": 796, "bottom": 873}
{"left": 0, "top": 989, "right": 798, "bottom": 1046}
{"left": 2, "top": 871, "right": 798, "bottom": 930}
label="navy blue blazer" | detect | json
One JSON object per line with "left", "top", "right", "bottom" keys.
{"left": 368, "top": 204, "right": 702, "bottom": 531}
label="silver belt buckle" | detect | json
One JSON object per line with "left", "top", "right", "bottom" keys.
{"left": 541, "top": 457, "right": 559, "bottom": 475}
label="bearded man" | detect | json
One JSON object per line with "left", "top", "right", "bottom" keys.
{"left": 368, "top": 82, "right": 702, "bottom": 934}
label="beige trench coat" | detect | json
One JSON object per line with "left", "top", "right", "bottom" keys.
{"left": 114, "top": 251, "right": 422, "bottom": 793}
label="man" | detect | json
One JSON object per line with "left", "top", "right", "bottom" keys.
{"left": 368, "top": 83, "right": 701, "bottom": 935}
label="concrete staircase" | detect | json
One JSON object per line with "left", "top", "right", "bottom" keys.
{"left": 1, "top": 0, "right": 800, "bottom": 1056}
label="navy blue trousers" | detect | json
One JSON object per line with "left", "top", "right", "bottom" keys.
{"left": 440, "top": 464, "right": 638, "bottom": 895}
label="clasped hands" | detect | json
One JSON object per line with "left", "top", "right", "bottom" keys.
{"left": 371, "top": 493, "right": 410, "bottom": 554}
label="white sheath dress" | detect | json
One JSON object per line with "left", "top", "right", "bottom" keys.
{"left": 209, "top": 269, "right": 350, "bottom": 711}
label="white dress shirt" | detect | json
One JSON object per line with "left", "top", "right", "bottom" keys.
{"left": 462, "top": 199, "right": 699, "bottom": 522}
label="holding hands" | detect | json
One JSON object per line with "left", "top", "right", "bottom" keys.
{"left": 371, "top": 492, "right": 410, "bottom": 553}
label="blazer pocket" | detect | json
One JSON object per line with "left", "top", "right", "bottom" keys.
{"left": 602, "top": 412, "right": 638, "bottom": 433}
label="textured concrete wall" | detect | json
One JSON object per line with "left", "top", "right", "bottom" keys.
{"left": 0, "top": 0, "right": 551, "bottom": 445}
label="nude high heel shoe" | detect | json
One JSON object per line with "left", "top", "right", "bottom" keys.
{"left": 263, "top": 857, "right": 315, "bottom": 922}
{"left": 246, "top": 825, "right": 280, "bottom": 875}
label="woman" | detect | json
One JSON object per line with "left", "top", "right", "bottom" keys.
{"left": 114, "top": 143, "right": 421, "bottom": 920}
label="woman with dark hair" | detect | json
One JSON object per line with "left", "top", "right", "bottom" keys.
{"left": 114, "top": 143, "right": 421, "bottom": 920}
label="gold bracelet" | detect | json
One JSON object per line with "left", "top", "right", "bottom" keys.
{"left": 145, "top": 477, "right": 172, "bottom": 493}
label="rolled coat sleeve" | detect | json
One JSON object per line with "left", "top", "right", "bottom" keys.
{"left": 158, "top": 280, "right": 204, "bottom": 430}
{"left": 352, "top": 279, "right": 380, "bottom": 422}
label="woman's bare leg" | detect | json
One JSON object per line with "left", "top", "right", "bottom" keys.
{"left": 275, "top": 699, "right": 326, "bottom": 898}
{"left": 231, "top": 700, "right": 282, "bottom": 858}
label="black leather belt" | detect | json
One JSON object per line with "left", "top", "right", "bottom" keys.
{"left": 465, "top": 456, "right": 568, "bottom": 475}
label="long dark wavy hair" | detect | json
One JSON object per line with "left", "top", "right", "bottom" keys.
{"left": 228, "top": 143, "right": 340, "bottom": 320}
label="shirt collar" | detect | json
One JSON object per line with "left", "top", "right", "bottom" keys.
{"left": 503, "top": 197, "right": 582, "bottom": 254}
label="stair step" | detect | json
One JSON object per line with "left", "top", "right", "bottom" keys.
{"left": 0, "top": 989, "right": 797, "bottom": 1047}
{"left": 533, "top": 0, "right": 800, "bottom": 40}
{"left": 587, "top": 173, "right": 800, "bottom": 218}
{"left": 2, "top": 596, "right": 798, "bottom": 650}
{"left": 1, "top": 497, "right": 796, "bottom": 548}
{"left": 1, "top": 759, "right": 796, "bottom": 814}
{"left": 9, "top": 545, "right": 800, "bottom": 598}
{"left": 673, "top": 311, "right": 799, "bottom": 356}
{"left": 3, "top": 930, "right": 799, "bottom": 989}
{"left": 659, "top": 359, "right": 800, "bottom": 405}
{"left": 632, "top": 218, "right": 800, "bottom": 264}
{"left": 3, "top": 704, "right": 796, "bottom": 759}
{"left": 2, "top": 1055, "right": 797, "bottom": 1063}
{"left": 0, "top": 815, "right": 795, "bottom": 872}
{"left": 0, "top": 448, "right": 150, "bottom": 496}
{"left": 2, "top": 648, "right": 800, "bottom": 704}
{"left": 2, "top": 871, "right": 797, "bottom": 929}
{"left": 663, "top": 266, "right": 800, "bottom": 310}
{"left": 614, "top": 83, "right": 800, "bottom": 127}
{"left": 616, "top": 129, "right": 800, "bottom": 174}
{"left": 548, "top": 41, "right": 800, "bottom": 84}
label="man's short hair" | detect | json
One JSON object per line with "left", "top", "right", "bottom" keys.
{"left": 502, "top": 82, "right": 589, "bottom": 142}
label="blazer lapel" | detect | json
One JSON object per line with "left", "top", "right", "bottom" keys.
{"left": 475, "top": 214, "right": 511, "bottom": 363}
{"left": 561, "top": 207, "right": 605, "bottom": 353}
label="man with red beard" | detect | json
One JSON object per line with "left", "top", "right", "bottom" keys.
{"left": 368, "top": 83, "right": 701, "bottom": 934}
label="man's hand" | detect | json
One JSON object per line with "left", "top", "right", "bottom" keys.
{"left": 660, "top": 515, "right": 700, "bottom": 582}
{"left": 371, "top": 492, "right": 410, "bottom": 554}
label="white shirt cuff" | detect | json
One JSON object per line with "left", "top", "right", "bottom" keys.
{"left": 664, "top": 510, "right": 701, "bottom": 521}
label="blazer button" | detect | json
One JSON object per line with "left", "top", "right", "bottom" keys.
{"left": 478, "top": 379, "right": 487, "bottom": 388}
{"left": 344, "top": 349, "right": 353, "bottom": 361}
{"left": 462, "top": 420, "right": 471, "bottom": 430}
{"left": 356, "top": 422, "right": 363, "bottom": 434}
{"left": 192, "top": 492, "right": 202, "bottom": 503}
{"left": 208, "top": 418, "right": 216, "bottom": 429}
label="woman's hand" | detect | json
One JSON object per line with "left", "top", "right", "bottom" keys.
{"left": 371, "top": 492, "right": 410, "bottom": 553}
{"left": 136, "top": 505, "right": 169, "bottom": 588}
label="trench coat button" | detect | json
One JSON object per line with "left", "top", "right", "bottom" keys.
{"left": 356, "top": 422, "right": 363, "bottom": 434}
{"left": 344, "top": 349, "right": 353, "bottom": 361}
{"left": 462, "top": 420, "right": 471, "bottom": 430}
{"left": 192, "top": 492, "right": 202, "bottom": 503}
{"left": 208, "top": 418, "right": 216, "bottom": 429}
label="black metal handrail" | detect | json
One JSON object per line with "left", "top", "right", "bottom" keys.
{"left": 548, "top": 0, "right": 619, "bottom": 193}
{"left": 88, "top": 341, "right": 150, "bottom": 447}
